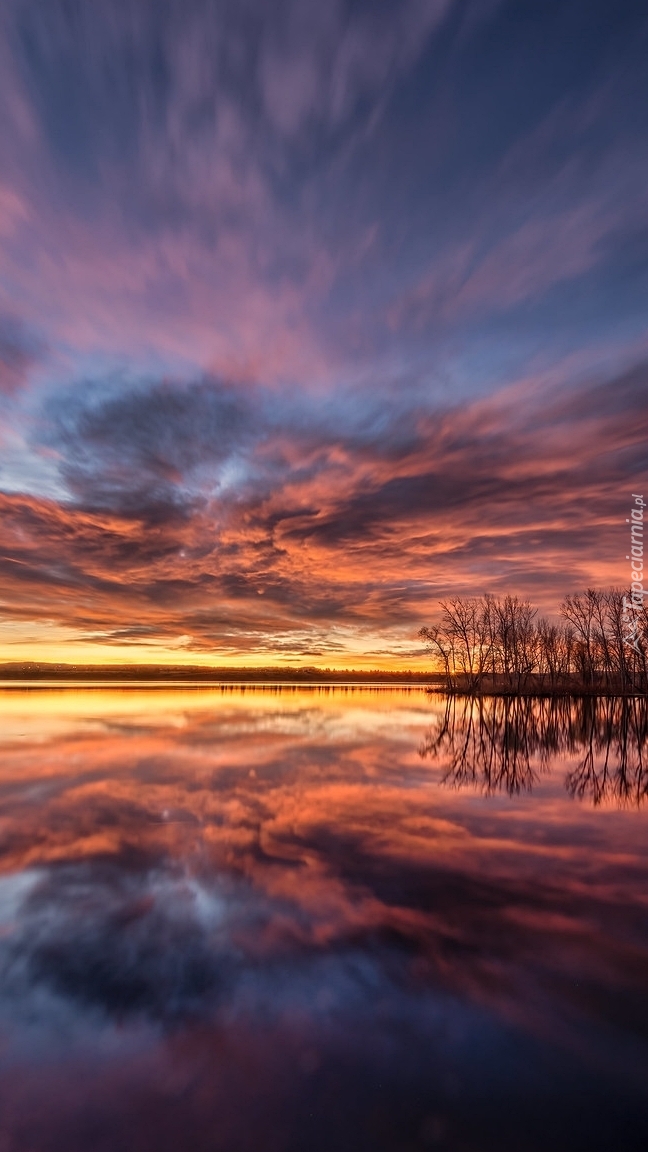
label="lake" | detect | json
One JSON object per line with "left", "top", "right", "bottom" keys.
{"left": 0, "top": 687, "right": 646, "bottom": 1151}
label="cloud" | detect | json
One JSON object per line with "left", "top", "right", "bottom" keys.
{"left": 0, "top": 0, "right": 647, "bottom": 660}
{"left": 259, "top": 0, "right": 452, "bottom": 137}
{"left": 47, "top": 377, "right": 257, "bottom": 518}
{"left": 0, "top": 360, "right": 642, "bottom": 663}
{"left": 0, "top": 314, "right": 40, "bottom": 393}
{"left": 0, "top": 690, "right": 646, "bottom": 1059}
{"left": 0, "top": 0, "right": 643, "bottom": 399}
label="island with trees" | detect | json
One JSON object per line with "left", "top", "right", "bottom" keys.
{"left": 419, "top": 589, "right": 647, "bottom": 695}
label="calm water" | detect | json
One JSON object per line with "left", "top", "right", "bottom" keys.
{"left": 0, "top": 687, "right": 647, "bottom": 1151}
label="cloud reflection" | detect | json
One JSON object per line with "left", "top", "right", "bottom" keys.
{"left": 0, "top": 688, "right": 647, "bottom": 1148}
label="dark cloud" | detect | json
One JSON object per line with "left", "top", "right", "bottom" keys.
{"left": 46, "top": 377, "right": 256, "bottom": 518}
{"left": 40, "top": 371, "right": 427, "bottom": 524}
{"left": 273, "top": 364, "right": 648, "bottom": 548}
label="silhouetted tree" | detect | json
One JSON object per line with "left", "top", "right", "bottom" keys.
{"left": 420, "top": 589, "right": 647, "bottom": 694}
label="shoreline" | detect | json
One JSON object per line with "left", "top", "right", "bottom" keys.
{"left": 0, "top": 680, "right": 646, "bottom": 698}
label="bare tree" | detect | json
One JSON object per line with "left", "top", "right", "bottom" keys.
{"left": 560, "top": 591, "right": 599, "bottom": 688}
{"left": 421, "top": 588, "right": 647, "bottom": 695}
{"left": 418, "top": 625, "right": 454, "bottom": 691}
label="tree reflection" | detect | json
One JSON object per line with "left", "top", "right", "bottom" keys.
{"left": 420, "top": 695, "right": 648, "bottom": 806}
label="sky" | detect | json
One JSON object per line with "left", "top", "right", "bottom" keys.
{"left": 0, "top": 0, "right": 647, "bottom": 668}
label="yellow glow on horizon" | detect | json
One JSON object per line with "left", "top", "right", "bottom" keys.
{"left": 0, "top": 622, "right": 430, "bottom": 671}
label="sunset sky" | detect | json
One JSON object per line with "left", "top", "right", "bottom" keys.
{"left": 0, "top": 0, "right": 647, "bottom": 667}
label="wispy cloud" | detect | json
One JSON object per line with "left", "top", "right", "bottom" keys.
{"left": 0, "top": 0, "right": 646, "bottom": 660}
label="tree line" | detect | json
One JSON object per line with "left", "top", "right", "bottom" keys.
{"left": 419, "top": 589, "right": 648, "bottom": 694}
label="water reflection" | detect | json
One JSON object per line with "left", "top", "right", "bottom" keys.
{"left": 0, "top": 688, "right": 646, "bottom": 1151}
{"left": 420, "top": 695, "right": 648, "bottom": 806}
